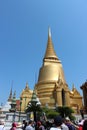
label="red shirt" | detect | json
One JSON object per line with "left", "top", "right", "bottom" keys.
{"left": 78, "top": 126, "right": 83, "bottom": 130}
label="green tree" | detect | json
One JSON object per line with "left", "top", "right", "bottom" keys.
{"left": 56, "top": 106, "right": 75, "bottom": 120}
{"left": 47, "top": 110, "right": 59, "bottom": 119}
{"left": 25, "top": 102, "right": 42, "bottom": 113}
{"left": 42, "top": 107, "right": 59, "bottom": 119}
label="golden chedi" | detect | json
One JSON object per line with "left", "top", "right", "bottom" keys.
{"left": 35, "top": 28, "right": 83, "bottom": 112}
{"left": 19, "top": 28, "right": 83, "bottom": 113}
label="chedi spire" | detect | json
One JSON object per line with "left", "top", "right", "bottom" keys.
{"left": 44, "top": 27, "right": 58, "bottom": 60}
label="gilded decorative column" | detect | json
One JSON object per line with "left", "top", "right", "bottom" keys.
{"left": 56, "top": 89, "right": 62, "bottom": 106}
{"left": 65, "top": 89, "right": 70, "bottom": 106}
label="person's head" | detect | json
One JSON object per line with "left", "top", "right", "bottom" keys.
{"left": 83, "top": 119, "right": 87, "bottom": 130}
{"left": 65, "top": 117, "right": 70, "bottom": 123}
{"left": 54, "top": 115, "right": 62, "bottom": 127}
{"left": 37, "top": 121, "right": 41, "bottom": 127}
{"left": 62, "top": 118, "right": 66, "bottom": 124}
{"left": 28, "top": 120, "right": 33, "bottom": 126}
{"left": 23, "top": 120, "right": 26, "bottom": 124}
{"left": 12, "top": 122, "right": 17, "bottom": 127}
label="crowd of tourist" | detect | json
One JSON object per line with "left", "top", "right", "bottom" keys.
{"left": 0, "top": 115, "right": 87, "bottom": 130}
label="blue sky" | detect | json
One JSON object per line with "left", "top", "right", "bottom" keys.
{"left": 0, "top": 0, "right": 87, "bottom": 104}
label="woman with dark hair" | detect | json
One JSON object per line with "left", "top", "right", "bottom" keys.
{"left": 83, "top": 119, "right": 87, "bottom": 130}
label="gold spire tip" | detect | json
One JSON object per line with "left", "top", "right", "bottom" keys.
{"left": 48, "top": 27, "right": 51, "bottom": 37}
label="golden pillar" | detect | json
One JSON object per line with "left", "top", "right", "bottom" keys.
{"left": 65, "top": 90, "right": 70, "bottom": 106}
{"left": 56, "top": 89, "right": 62, "bottom": 106}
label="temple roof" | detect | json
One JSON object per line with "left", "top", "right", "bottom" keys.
{"left": 44, "top": 28, "right": 58, "bottom": 60}
{"left": 25, "top": 82, "right": 30, "bottom": 91}
{"left": 71, "top": 84, "right": 82, "bottom": 97}
{"left": 8, "top": 87, "right": 12, "bottom": 102}
{"left": 20, "top": 82, "right": 33, "bottom": 98}
{"left": 13, "top": 91, "right": 16, "bottom": 99}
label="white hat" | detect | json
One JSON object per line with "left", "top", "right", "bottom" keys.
{"left": 65, "top": 117, "right": 70, "bottom": 121}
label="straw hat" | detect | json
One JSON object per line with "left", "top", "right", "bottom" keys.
{"left": 16, "top": 122, "right": 22, "bottom": 128}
